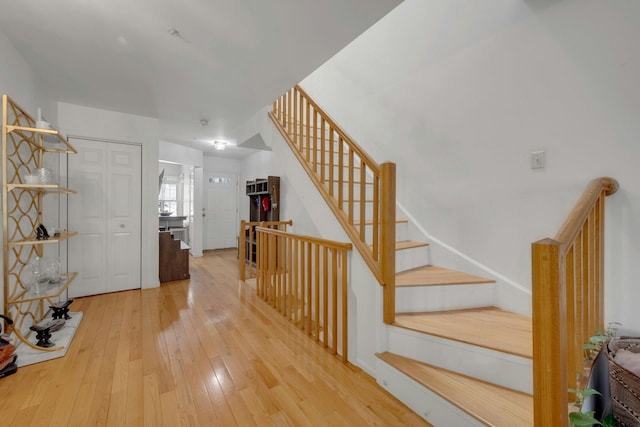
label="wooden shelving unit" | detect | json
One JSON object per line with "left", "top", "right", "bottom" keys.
{"left": 244, "top": 176, "right": 280, "bottom": 264}
{"left": 246, "top": 176, "right": 280, "bottom": 222}
{"left": 2, "top": 94, "right": 79, "bottom": 354}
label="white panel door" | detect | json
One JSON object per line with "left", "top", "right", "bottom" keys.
{"left": 204, "top": 173, "right": 237, "bottom": 250}
{"left": 68, "top": 139, "right": 141, "bottom": 297}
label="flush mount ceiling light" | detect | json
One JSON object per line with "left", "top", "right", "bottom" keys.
{"left": 214, "top": 141, "right": 227, "bottom": 150}
{"left": 200, "top": 119, "right": 209, "bottom": 126}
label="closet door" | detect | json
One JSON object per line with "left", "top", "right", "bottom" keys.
{"left": 67, "top": 138, "right": 142, "bottom": 297}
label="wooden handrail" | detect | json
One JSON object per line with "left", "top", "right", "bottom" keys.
{"left": 269, "top": 85, "right": 396, "bottom": 323}
{"left": 255, "top": 226, "right": 353, "bottom": 251}
{"left": 238, "top": 220, "right": 292, "bottom": 281}
{"left": 555, "top": 177, "right": 619, "bottom": 245}
{"left": 255, "top": 226, "right": 352, "bottom": 361}
{"left": 532, "top": 177, "right": 618, "bottom": 426}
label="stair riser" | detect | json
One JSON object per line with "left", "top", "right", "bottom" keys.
{"left": 376, "top": 359, "right": 485, "bottom": 426}
{"left": 396, "top": 245, "right": 429, "bottom": 273}
{"left": 387, "top": 326, "right": 532, "bottom": 394}
{"left": 395, "top": 283, "right": 495, "bottom": 313}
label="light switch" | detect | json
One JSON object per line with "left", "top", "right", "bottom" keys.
{"left": 531, "top": 151, "right": 545, "bottom": 169}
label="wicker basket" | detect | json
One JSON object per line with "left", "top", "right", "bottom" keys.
{"left": 607, "top": 337, "right": 640, "bottom": 426}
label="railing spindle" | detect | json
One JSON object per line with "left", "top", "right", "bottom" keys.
{"left": 314, "top": 243, "right": 320, "bottom": 341}
{"left": 312, "top": 110, "right": 318, "bottom": 175}
{"left": 305, "top": 100, "right": 310, "bottom": 163}
{"left": 306, "top": 241, "right": 312, "bottom": 334}
{"left": 332, "top": 248, "right": 338, "bottom": 355}
{"left": 323, "top": 245, "right": 329, "bottom": 348}
{"left": 348, "top": 151, "right": 354, "bottom": 223}
{"left": 338, "top": 137, "right": 344, "bottom": 210}
{"left": 328, "top": 128, "right": 334, "bottom": 197}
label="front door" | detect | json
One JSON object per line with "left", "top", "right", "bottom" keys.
{"left": 67, "top": 138, "right": 142, "bottom": 297}
{"left": 204, "top": 172, "right": 237, "bottom": 250}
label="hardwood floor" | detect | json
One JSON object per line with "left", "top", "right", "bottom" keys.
{"left": 0, "top": 249, "right": 430, "bottom": 426}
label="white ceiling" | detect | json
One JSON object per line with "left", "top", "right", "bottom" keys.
{"left": 0, "top": 0, "right": 401, "bottom": 159}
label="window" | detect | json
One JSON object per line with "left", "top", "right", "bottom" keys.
{"left": 208, "top": 177, "right": 231, "bottom": 184}
{"left": 159, "top": 175, "right": 180, "bottom": 215}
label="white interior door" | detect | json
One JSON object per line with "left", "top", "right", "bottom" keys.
{"left": 68, "top": 138, "right": 142, "bottom": 297}
{"left": 204, "top": 172, "right": 237, "bottom": 250}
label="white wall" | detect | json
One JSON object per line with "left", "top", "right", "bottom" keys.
{"left": 300, "top": 0, "right": 640, "bottom": 333}
{"left": 0, "top": 30, "right": 38, "bottom": 313}
{"left": 239, "top": 130, "right": 319, "bottom": 238}
{"left": 57, "top": 102, "right": 160, "bottom": 289}
{"left": 159, "top": 140, "right": 203, "bottom": 168}
{"left": 0, "top": 30, "right": 36, "bottom": 111}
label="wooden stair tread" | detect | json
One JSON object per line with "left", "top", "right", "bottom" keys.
{"left": 396, "top": 265, "right": 495, "bottom": 287}
{"left": 395, "top": 240, "right": 429, "bottom": 250}
{"left": 369, "top": 240, "right": 429, "bottom": 251}
{"left": 394, "top": 307, "right": 532, "bottom": 358}
{"left": 377, "top": 352, "right": 533, "bottom": 427}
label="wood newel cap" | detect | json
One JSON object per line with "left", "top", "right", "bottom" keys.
{"left": 600, "top": 176, "right": 619, "bottom": 196}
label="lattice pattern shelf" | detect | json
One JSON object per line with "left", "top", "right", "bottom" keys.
{"left": 2, "top": 94, "right": 79, "bottom": 354}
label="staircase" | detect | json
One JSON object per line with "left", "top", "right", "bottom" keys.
{"left": 370, "top": 214, "right": 533, "bottom": 426}
{"left": 269, "top": 86, "right": 533, "bottom": 425}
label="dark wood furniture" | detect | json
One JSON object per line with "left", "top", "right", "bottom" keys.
{"left": 159, "top": 231, "right": 190, "bottom": 282}
{"left": 244, "top": 176, "right": 280, "bottom": 264}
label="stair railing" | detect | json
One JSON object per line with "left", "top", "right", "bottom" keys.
{"left": 255, "top": 226, "right": 352, "bottom": 361}
{"left": 238, "top": 220, "right": 293, "bottom": 281}
{"left": 532, "top": 177, "right": 619, "bottom": 426}
{"left": 269, "top": 85, "right": 397, "bottom": 323}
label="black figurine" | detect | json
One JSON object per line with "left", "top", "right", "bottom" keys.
{"left": 35, "top": 224, "right": 49, "bottom": 240}
{"left": 29, "top": 323, "right": 54, "bottom": 348}
{"left": 50, "top": 299, "right": 73, "bottom": 320}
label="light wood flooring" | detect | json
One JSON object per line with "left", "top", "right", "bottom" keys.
{"left": 0, "top": 249, "right": 430, "bottom": 427}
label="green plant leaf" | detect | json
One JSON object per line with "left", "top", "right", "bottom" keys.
{"left": 602, "top": 414, "right": 617, "bottom": 427}
{"left": 590, "top": 335, "right": 609, "bottom": 344}
{"left": 580, "top": 388, "right": 602, "bottom": 398}
{"left": 569, "top": 411, "right": 602, "bottom": 426}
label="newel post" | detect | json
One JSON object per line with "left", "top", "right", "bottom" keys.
{"left": 532, "top": 238, "right": 568, "bottom": 426}
{"left": 380, "top": 162, "right": 396, "bottom": 324}
{"left": 239, "top": 220, "right": 247, "bottom": 281}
